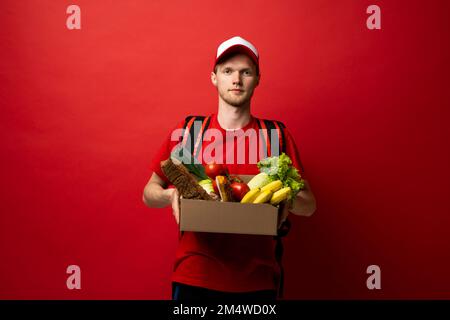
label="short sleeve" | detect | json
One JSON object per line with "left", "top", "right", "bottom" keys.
{"left": 148, "top": 120, "right": 185, "bottom": 185}
{"left": 283, "top": 127, "right": 306, "bottom": 178}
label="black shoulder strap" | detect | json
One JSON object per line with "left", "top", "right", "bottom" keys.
{"left": 256, "top": 119, "right": 290, "bottom": 299}
{"left": 180, "top": 115, "right": 212, "bottom": 161}
{"left": 264, "top": 119, "right": 287, "bottom": 155}
{"left": 256, "top": 118, "right": 287, "bottom": 157}
{"left": 275, "top": 218, "right": 290, "bottom": 299}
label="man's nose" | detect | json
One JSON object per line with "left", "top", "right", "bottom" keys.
{"left": 232, "top": 72, "right": 242, "bottom": 85}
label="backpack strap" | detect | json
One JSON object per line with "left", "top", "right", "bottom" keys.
{"left": 180, "top": 115, "right": 212, "bottom": 162}
{"left": 273, "top": 120, "right": 287, "bottom": 154}
{"left": 256, "top": 119, "right": 287, "bottom": 158}
{"left": 274, "top": 217, "right": 291, "bottom": 299}
{"left": 256, "top": 118, "right": 291, "bottom": 299}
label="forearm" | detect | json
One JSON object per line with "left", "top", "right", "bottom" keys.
{"left": 142, "top": 183, "right": 172, "bottom": 208}
{"left": 289, "top": 180, "right": 316, "bottom": 217}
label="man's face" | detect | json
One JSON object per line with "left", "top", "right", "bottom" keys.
{"left": 211, "top": 53, "right": 260, "bottom": 107}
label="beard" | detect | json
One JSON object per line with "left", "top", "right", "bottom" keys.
{"left": 219, "top": 89, "right": 253, "bottom": 107}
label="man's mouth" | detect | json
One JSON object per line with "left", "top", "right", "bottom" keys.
{"left": 230, "top": 89, "right": 244, "bottom": 92}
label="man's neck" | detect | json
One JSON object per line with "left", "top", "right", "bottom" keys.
{"left": 217, "top": 100, "right": 252, "bottom": 130}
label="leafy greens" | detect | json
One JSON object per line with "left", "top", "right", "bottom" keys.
{"left": 257, "top": 153, "right": 305, "bottom": 199}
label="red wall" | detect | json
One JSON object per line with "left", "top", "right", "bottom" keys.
{"left": 1, "top": 0, "right": 449, "bottom": 299}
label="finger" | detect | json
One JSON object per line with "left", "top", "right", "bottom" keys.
{"left": 174, "top": 210, "right": 179, "bottom": 225}
{"left": 173, "top": 195, "right": 180, "bottom": 225}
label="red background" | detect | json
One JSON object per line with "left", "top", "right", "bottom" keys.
{"left": 1, "top": 0, "right": 449, "bottom": 299}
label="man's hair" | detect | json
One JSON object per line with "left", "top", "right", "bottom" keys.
{"left": 213, "top": 52, "right": 260, "bottom": 76}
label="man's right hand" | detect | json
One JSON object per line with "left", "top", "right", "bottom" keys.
{"left": 166, "top": 188, "right": 180, "bottom": 224}
{"left": 143, "top": 173, "right": 182, "bottom": 224}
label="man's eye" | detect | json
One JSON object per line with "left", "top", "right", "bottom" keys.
{"left": 224, "top": 69, "right": 231, "bottom": 74}
{"left": 244, "top": 71, "right": 251, "bottom": 76}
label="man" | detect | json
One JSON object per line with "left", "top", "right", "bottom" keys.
{"left": 142, "top": 36, "right": 316, "bottom": 301}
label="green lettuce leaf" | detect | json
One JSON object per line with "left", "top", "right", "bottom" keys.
{"left": 257, "top": 153, "right": 304, "bottom": 198}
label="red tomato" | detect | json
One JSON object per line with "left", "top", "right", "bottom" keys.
{"left": 229, "top": 175, "right": 243, "bottom": 183}
{"left": 205, "top": 163, "right": 226, "bottom": 179}
{"left": 230, "top": 182, "right": 250, "bottom": 201}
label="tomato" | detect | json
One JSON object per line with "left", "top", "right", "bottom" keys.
{"left": 229, "top": 175, "right": 243, "bottom": 183}
{"left": 205, "top": 163, "right": 227, "bottom": 179}
{"left": 230, "top": 182, "right": 250, "bottom": 201}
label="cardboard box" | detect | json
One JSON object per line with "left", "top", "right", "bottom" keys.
{"left": 179, "top": 175, "right": 282, "bottom": 236}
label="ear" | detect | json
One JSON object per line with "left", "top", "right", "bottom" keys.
{"left": 211, "top": 71, "right": 218, "bottom": 87}
{"left": 255, "top": 73, "right": 261, "bottom": 87}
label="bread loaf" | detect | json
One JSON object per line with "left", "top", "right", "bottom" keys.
{"left": 160, "top": 158, "right": 213, "bottom": 200}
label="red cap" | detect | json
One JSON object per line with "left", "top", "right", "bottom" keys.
{"left": 214, "top": 36, "right": 259, "bottom": 71}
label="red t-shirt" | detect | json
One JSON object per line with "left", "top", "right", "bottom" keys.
{"left": 149, "top": 113, "right": 304, "bottom": 292}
